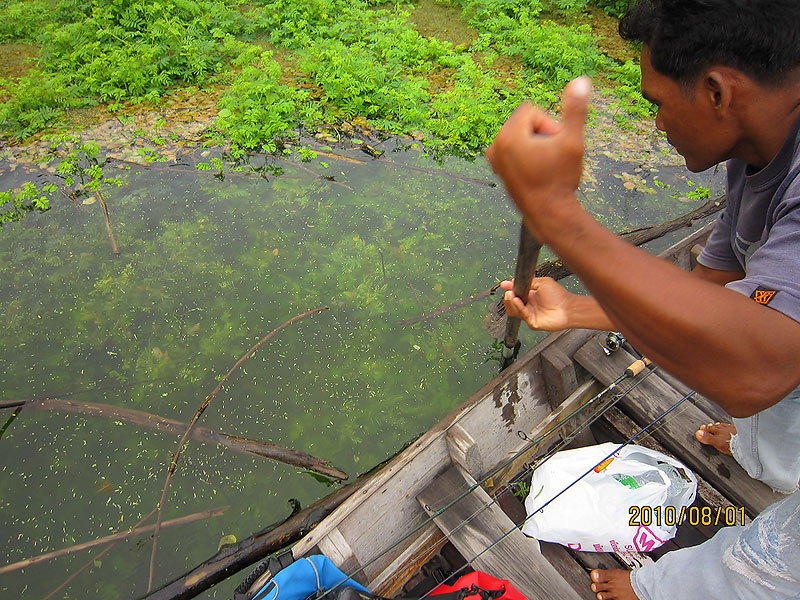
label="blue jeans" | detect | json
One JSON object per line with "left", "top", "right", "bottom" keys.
{"left": 730, "top": 384, "right": 800, "bottom": 494}
{"left": 629, "top": 386, "right": 800, "bottom": 599}
{"left": 630, "top": 489, "right": 800, "bottom": 599}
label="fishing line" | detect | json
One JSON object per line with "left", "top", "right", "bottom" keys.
{"left": 411, "top": 390, "right": 698, "bottom": 600}
{"left": 513, "top": 364, "right": 659, "bottom": 482}
{"left": 384, "top": 365, "right": 664, "bottom": 583}
{"left": 306, "top": 358, "right": 661, "bottom": 600}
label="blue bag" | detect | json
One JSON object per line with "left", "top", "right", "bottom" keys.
{"left": 244, "top": 554, "right": 370, "bottom": 600}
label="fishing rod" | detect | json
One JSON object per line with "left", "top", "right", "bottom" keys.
{"left": 425, "top": 390, "right": 698, "bottom": 599}
{"left": 294, "top": 354, "right": 659, "bottom": 600}
{"left": 500, "top": 224, "right": 541, "bottom": 371}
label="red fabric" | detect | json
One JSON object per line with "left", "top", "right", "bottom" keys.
{"left": 429, "top": 571, "right": 527, "bottom": 600}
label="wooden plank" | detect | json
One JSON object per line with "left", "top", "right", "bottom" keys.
{"left": 494, "top": 488, "right": 598, "bottom": 600}
{"left": 484, "top": 380, "right": 600, "bottom": 494}
{"left": 292, "top": 329, "right": 577, "bottom": 581}
{"left": 541, "top": 345, "right": 579, "bottom": 409}
{"left": 316, "top": 528, "right": 369, "bottom": 586}
{"left": 656, "top": 221, "right": 715, "bottom": 270}
{"left": 648, "top": 369, "right": 732, "bottom": 424}
{"left": 574, "top": 336, "right": 782, "bottom": 515}
{"left": 418, "top": 465, "right": 582, "bottom": 600}
{"left": 371, "top": 525, "right": 444, "bottom": 597}
{"left": 446, "top": 424, "right": 484, "bottom": 478}
{"left": 539, "top": 543, "right": 596, "bottom": 600}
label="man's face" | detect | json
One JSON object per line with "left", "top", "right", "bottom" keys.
{"left": 640, "top": 47, "right": 728, "bottom": 172}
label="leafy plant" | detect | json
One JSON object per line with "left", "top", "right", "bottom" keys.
{"left": 0, "top": 182, "right": 56, "bottom": 228}
{"left": 0, "top": 0, "right": 53, "bottom": 41}
{"left": 591, "top": 0, "right": 629, "bottom": 18}
{"left": 514, "top": 21, "right": 609, "bottom": 89}
{"left": 216, "top": 50, "right": 320, "bottom": 152}
{"left": 609, "top": 59, "right": 654, "bottom": 120}
{"left": 301, "top": 40, "right": 430, "bottom": 123}
{"left": 0, "top": 70, "right": 88, "bottom": 138}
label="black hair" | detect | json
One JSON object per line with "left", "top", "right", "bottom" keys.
{"left": 619, "top": 0, "right": 800, "bottom": 86}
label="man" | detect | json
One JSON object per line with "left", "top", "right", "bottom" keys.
{"left": 487, "top": 1, "right": 800, "bottom": 598}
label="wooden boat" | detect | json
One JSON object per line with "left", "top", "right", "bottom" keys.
{"left": 149, "top": 221, "right": 784, "bottom": 600}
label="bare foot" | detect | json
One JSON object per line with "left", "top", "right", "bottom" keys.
{"left": 589, "top": 569, "right": 638, "bottom": 600}
{"left": 695, "top": 422, "right": 735, "bottom": 456}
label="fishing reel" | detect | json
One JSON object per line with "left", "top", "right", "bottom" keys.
{"left": 603, "top": 331, "right": 626, "bottom": 355}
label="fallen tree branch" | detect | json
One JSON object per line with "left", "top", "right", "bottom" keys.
{"left": 141, "top": 455, "right": 392, "bottom": 600}
{"left": 397, "top": 196, "right": 726, "bottom": 325}
{"left": 19, "top": 398, "right": 347, "bottom": 479}
{"left": 0, "top": 506, "right": 229, "bottom": 575}
{"left": 44, "top": 508, "right": 158, "bottom": 600}
{"left": 147, "top": 306, "right": 329, "bottom": 592}
{"left": 309, "top": 149, "right": 497, "bottom": 188}
{"left": 106, "top": 159, "right": 354, "bottom": 190}
{"left": 96, "top": 190, "right": 120, "bottom": 255}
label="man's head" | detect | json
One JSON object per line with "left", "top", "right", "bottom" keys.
{"left": 620, "top": 0, "right": 800, "bottom": 88}
{"left": 620, "top": 0, "right": 800, "bottom": 171}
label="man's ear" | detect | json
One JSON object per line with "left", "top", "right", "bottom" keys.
{"left": 704, "top": 70, "right": 732, "bottom": 117}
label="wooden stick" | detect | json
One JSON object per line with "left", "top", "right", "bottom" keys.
{"left": 0, "top": 506, "right": 229, "bottom": 575}
{"left": 43, "top": 507, "right": 158, "bottom": 600}
{"left": 96, "top": 191, "right": 120, "bottom": 255}
{"left": 147, "top": 307, "right": 329, "bottom": 592}
{"left": 106, "top": 159, "right": 354, "bottom": 190}
{"left": 307, "top": 148, "right": 497, "bottom": 187}
{"left": 142, "top": 456, "right": 393, "bottom": 600}
{"left": 20, "top": 398, "right": 347, "bottom": 479}
{"left": 396, "top": 196, "right": 727, "bottom": 326}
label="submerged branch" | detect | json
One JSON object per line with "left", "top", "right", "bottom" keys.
{"left": 20, "top": 398, "right": 347, "bottom": 479}
{"left": 310, "top": 149, "right": 497, "bottom": 188}
{"left": 141, "top": 455, "right": 394, "bottom": 600}
{"left": 96, "top": 191, "right": 120, "bottom": 255}
{"left": 44, "top": 508, "right": 158, "bottom": 600}
{"left": 147, "top": 306, "right": 330, "bottom": 592}
{"left": 396, "top": 196, "right": 726, "bottom": 326}
{"left": 106, "top": 158, "right": 354, "bottom": 190}
{"left": 0, "top": 506, "right": 228, "bottom": 576}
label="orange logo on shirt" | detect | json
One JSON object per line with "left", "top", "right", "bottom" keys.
{"left": 751, "top": 289, "right": 777, "bottom": 305}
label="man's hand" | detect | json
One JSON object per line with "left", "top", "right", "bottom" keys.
{"left": 486, "top": 77, "right": 592, "bottom": 243}
{"left": 501, "top": 277, "right": 574, "bottom": 331}
{"left": 501, "top": 277, "right": 615, "bottom": 332}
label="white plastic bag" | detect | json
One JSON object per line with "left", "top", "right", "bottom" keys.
{"left": 521, "top": 442, "right": 697, "bottom": 553}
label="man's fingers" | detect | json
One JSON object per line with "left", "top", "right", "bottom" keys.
{"left": 503, "top": 290, "right": 531, "bottom": 320}
{"left": 560, "top": 76, "right": 592, "bottom": 145}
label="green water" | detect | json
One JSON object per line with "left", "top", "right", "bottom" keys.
{"left": 0, "top": 141, "right": 724, "bottom": 597}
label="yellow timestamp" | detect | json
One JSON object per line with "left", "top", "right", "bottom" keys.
{"left": 629, "top": 505, "right": 746, "bottom": 527}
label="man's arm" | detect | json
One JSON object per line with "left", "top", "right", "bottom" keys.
{"left": 487, "top": 79, "right": 800, "bottom": 418}
{"left": 691, "top": 263, "right": 744, "bottom": 285}
{"left": 501, "top": 260, "right": 745, "bottom": 332}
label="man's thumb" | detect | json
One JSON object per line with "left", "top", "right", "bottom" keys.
{"left": 561, "top": 76, "right": 592, "bottom": 138}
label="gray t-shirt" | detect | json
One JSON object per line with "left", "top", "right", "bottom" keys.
{"left": 698, "top": 116, "right": 800, "bottom": 324}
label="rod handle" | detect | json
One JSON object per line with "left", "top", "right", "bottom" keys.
{"left": 625, "top": 357, "right": 652, "bottom": 377}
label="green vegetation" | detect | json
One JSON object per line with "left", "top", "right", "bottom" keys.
{"left": 0, "top": 0, "right": 650, "bottom": 157}
{"left": 0, "top": 180, "right": 55, "bottom": 225}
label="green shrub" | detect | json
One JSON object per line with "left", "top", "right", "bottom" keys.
{"left": 0, "top": 182, "right": 56, "bottom": 228}
{"left": 0, "top": 70, "right": 88, "bottom": 138}
{"left": 591, "top": 0, "right": 629, "bottom": 18}
{"left": 39, "top": 0, "right": 246, "bottom": 103}
{"left": 514, "top": 21, "right": 609, "bottom": 89}
{"left": 216, "top": 51, "right": 321, "bottom": 152}
{"left": 427, "top": 58, "right": 522, "bottom": 155}
{"left": 301, "top": 40, "right": 430, "bottom": 123}
{"left": 0, "top": 0, "right": 54, "bottom": 41}
{"left": 609, "top": 59, "right": 653, "bottom": 118}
